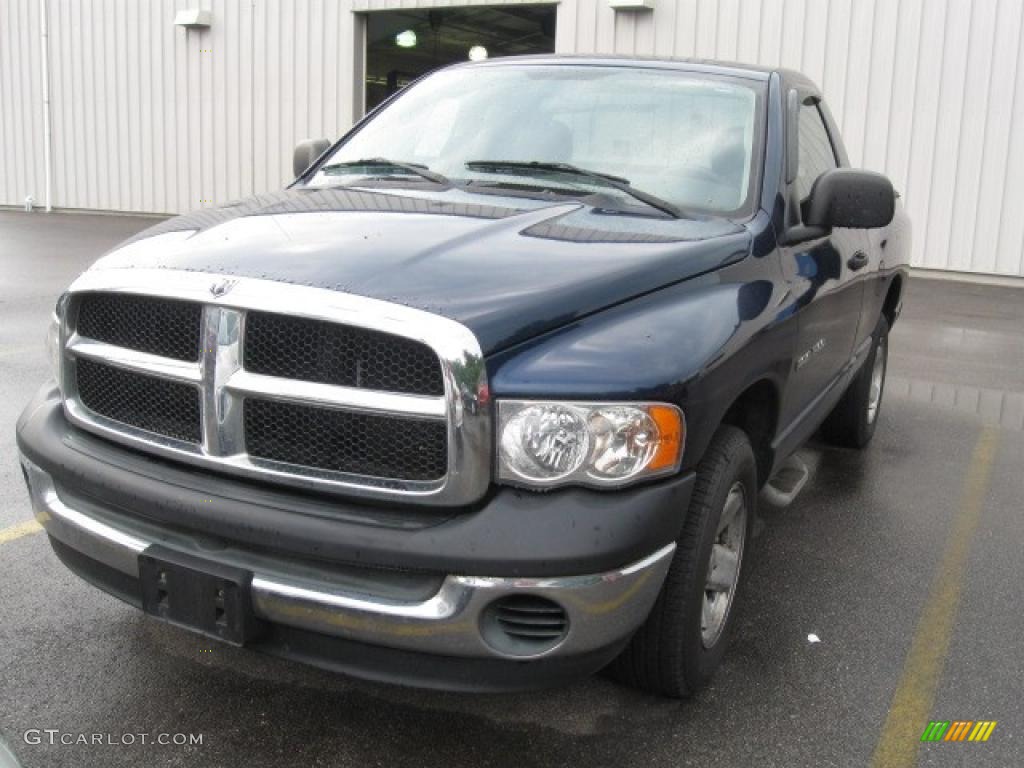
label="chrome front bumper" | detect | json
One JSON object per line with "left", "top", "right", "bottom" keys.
{"left": 20, "top": 455, "right": 675, "bottom": 661}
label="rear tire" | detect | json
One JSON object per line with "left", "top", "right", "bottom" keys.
{"left": 607, "top": 425, "right": 757, "bottom": 698}
{"left": 821, "top": 314, "right": 889, "bottom": 449}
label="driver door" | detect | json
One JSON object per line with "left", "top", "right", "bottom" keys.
{"left": 780, "top": 99, "right": 865, "bottom": 427}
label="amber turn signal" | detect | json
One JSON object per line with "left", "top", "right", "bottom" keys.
{"left": 646, "top": 404, "right": 684, "bottom": 472}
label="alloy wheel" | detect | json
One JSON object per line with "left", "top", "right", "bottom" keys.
{"left": 701, "top": 481, "right": 747, "bottom": 648}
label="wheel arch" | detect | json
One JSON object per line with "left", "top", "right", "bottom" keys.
{"left": 718, "top": 378, "right": 780, "bottom": 488}
{"left": 882, "top": 274, "right": 903, "bottom": 329}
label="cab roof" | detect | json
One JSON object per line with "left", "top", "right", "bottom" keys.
{"left": 468, "top": 54, "right": 821, "bottom": 97}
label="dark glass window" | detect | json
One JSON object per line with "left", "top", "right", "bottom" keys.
{"left": 796, "top": 102, "right": 838, "bottom": 204}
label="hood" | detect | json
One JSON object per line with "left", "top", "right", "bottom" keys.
{"left": 92, "top": 186, "right": 752, "bottom": 354}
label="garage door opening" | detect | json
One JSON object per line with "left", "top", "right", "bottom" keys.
{"left": 363, "top": 6, "right": 556, "bottom": 112}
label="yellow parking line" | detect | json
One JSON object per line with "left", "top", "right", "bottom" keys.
{"left": 871, "top": 427, "right": 999, "bottom": 767}
{"left": 0, "top": 518, "right": 43, "bottom": 545}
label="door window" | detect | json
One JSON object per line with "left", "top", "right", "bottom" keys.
{"left": 795, "top": 103, "right": 838, "bottom": 204}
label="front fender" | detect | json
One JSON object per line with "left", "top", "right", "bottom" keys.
{"left": 486, "top": 260, "right": 795, "bottom": 473}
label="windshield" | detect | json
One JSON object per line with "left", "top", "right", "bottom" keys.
{"left": 309, "top": 64, "right": 765, "bottom": 217}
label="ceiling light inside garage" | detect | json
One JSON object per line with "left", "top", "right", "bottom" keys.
{"left": 468, "top": 45, "right": 488, "bottom": 61}
{"left": 396, "top": 29, "right": 417, "bottom": 48}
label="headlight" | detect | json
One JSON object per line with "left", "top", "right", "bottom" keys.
{"left": 497, "top": 400, "right": 684, "bottom": 489}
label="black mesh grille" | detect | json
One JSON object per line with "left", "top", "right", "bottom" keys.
{"left": 77, "top": 293, "right": 202, "bottom": 362}
{"left": 244, "top": 399, "right": 447, "bottom": 481}
{"left": 76, "top": 358, "right": 202, "bottom": 443}
{"left": 243, "top": 312, "right": 444, "bottom": 396}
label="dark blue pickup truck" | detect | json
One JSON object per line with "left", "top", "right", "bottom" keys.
{"left": 17, "top": 56, "right": 908, "bottom": 697}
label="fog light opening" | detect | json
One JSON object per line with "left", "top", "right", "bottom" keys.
{"left": 480, "top": 594, "right": 569, "bottom": 657}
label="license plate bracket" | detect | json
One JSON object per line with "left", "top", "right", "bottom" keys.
{"left": 138, "top": 545, "right": 262, "bottom": 646}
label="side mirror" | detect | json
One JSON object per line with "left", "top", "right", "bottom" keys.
{"left": 293, "top": 138, "right": 331, "bottom": 178}
{"left": 805, "top": 168, "right": 895, "bottom": 230}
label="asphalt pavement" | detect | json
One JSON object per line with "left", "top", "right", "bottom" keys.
{"left": 1, "top": 210, "right": 1021, "bottom": 768}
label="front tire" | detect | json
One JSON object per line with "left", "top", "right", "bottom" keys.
{"left": 821, "top": 314, "right": 889, "bottom": 449}
{"left": 608, "top": 425, "right": 757, "bottom": 698}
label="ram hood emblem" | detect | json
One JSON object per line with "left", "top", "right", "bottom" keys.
{"left": 209, "top": 278, "right": 238, "bottom": 297}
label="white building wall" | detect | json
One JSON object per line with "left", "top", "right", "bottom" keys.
{"left": 2, "top": 0, "right": 1023, "bottom": 276}
{"left": 0, "top": 0, "right": 47, "bottom": 212}
{"left": 1, "top": 0, "right": 362, "bottom": 214}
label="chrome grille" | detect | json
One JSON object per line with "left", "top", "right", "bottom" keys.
{"left": 59, "top": 269, "right": 492, "bottom": 505}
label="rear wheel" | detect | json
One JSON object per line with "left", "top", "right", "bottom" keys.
{"left": 821, "top": 314, "right": 889, "bottom": 448}
{"left": 608, "top": 425, "right": 757, "bottom": 698}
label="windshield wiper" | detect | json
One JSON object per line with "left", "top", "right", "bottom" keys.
{"left": 465, "top": 160, "right": 682, "bottom": 219}
{"left": 321, "top": 158, "right": 449, "bottom": 186}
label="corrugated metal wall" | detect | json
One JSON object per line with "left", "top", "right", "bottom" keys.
{"left": 1, "top": 0, "right": 360, "bottom": 214}
{"left": 2, "top": 0, "right": 1023, "bottom": 276}
{"left": 0, "top": 0, "right": 47, "bottom": 211}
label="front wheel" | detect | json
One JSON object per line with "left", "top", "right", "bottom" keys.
{"left": 607, "top": 425, "right": 757, "bottom": 698}
{"left": 821, "top": 314, "right": 890, "bottom": 449}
